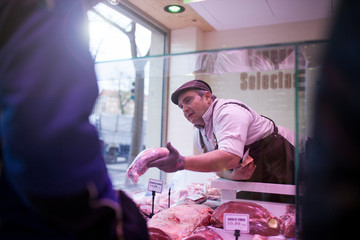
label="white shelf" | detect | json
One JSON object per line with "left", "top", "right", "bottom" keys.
{"left": 211, "top": 178, "right": 295, "bottom": 204}
{"left": 211, "top": 178, "right": 295, "bottom": 195}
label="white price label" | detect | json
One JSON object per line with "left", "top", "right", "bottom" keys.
{"left": 223, "top": 213, "right": 250, "bottom": 233}
{"left": 186, "top": 194, "right": 203, "bottom": 201}
{"left": 147, "top": 179, "right": 164, "bottom": 193}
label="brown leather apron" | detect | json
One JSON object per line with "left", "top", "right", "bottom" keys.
{"left": 199, "top": 102, "right": 295, "bottom": 185}
{"left": 244, "top": 121, "right": 295, "bottom": 184}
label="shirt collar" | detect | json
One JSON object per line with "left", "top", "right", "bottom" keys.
{"left": 194, "top": 98, "right": 218, "bottom": 129}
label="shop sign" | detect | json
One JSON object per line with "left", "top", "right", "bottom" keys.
{"left": 240, "top": 71, "right": 296, "bottom": 90}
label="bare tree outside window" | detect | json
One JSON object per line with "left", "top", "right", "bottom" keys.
{"left": 87, "top": 2, "right": 155, "bottom": 187}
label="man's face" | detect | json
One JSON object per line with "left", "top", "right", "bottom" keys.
{"left": 177, "top": 90, "right": 212, "bottom": 126}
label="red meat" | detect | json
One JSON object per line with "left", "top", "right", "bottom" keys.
{"left": 149, "top": 227, "right": 173, "bottom": 240}
{"left": 279, "top": 204, "right": 296, "bottom": 238}
{"left": 184, "top": 226, "right": 223, "bottom": 240}
{"left": 210, "top": 201, "right": 280, "bottom": 236}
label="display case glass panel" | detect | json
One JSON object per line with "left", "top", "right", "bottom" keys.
{"left": 92, "top": 41, "right": 326, "bottom": 239}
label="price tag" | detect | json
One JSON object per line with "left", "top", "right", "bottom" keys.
{"left": 223, "top": 213, "right": 250, "bottom": 233}
{"left": 147, "top": 179, "right": 164, "bottom": 193}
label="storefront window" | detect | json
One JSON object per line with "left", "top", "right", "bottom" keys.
{"left": 87, "top": 1, "right": 168, "bottom": 189}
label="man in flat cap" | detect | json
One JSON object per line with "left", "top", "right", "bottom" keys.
{"left": 148, "top": 80, "right": 295, "bottom": 185}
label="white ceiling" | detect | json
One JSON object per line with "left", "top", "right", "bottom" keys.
{"left": 187, "top": 0, "right": 339, "bottom": 31}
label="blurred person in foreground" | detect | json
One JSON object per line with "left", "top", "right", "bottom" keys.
{"left": 0, "top": 1, "right": 148, "bottom": 239}
{"left": 302, "top": 0, "right": 360, "bottom": 239}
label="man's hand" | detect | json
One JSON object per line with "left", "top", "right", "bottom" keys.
{"left": 147, "top": 142, "right": 185, "bottom": 173}
{"left": 216, "top": 155, "right": 256, "bottom": 180}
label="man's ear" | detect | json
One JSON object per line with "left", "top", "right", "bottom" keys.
{"left": 204, "top": 91, "right": 213, "bottom": 103}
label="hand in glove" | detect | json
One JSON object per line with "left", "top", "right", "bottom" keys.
{"left": 147, "top": 142, "right": 185, "bottom": 173}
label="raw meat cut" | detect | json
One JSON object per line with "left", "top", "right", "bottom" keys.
{"left": 279, "top": 204, "right": 296, "bottom": 238}
{"left": 149, "top": 227, "right": 173, "bottom": 240}
{"left": 147, "top": 204, "right": 213, "bottom": 240}
{"left": 138, "top": 203, "right": 167, "bottom": 219}
{"left": 134, "top": 184, "right": 208, "bottom": 219}
{"left": 210, "top": 201, "right": 280, "bottom": 236}
{"left": 126, "top": 147, "right": 168, "bottom": 183}
{"left": 184, "top": 226, "right": 223, "bottom": 240}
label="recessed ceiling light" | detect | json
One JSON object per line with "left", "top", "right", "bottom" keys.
{"left": 108, "top": 0, "right": 120, "bottom": 5}
{"left": 164, "top": 5, "right": 185, "bottom": 14}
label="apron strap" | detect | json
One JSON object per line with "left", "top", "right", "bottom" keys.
{"left": 199, "top": 131, "right": 218, "bottom": 153}
{"left": 198, "top": 101, "right": 294, "bottom": 184}
{"left": 198, "top": 101, "right": 277, "bottom": 156}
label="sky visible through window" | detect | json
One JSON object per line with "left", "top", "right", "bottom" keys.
{"left": 87, "top": 2, "right": 152, "bottom": 94}
{"left": 88, "top": 2, "right": 151, "bottom": 62}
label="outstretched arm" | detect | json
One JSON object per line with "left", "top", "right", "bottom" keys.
{"left": 148, "top": 142, "right": 240, "bottom": 173}
{"left": 184, "top": 149, "right": 241, "bottom": 172}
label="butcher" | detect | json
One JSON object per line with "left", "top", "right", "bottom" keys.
{"left": 148, "top": 80, "right": 295, "bottom": 185}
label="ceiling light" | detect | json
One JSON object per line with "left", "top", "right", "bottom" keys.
{"left": 183, "top": 0, "right": 206, "bottom": 3}
{"left": 108, "top": 0, "right": 120, "bottom": 5}
{"left": 164, "top": 5, "right": 185, "bottom": 13}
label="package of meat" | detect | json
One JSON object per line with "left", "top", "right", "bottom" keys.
{"left": 126, "top": 147, "right": 169, "bottom": 183}
{"left": 210, "top": 201, "right": 280, "bottom": 236}
{"left": 184, "top": 193, "right": 207, "bottom": 205}
{"left": 183, "top": 226, "right": 223, "bottom": 240}
{"left": 204, "top": 176, "right": 221, "bottom": 200}
{"left": 147, "top": 204, "right": 213, "bottom": 240}
{"left": 279, "top": 204, "right": 296, "bottom": 238}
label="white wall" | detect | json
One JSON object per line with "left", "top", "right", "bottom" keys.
{"left": 166, "top": 26, "right": 212, "bottom": 187}
{"left": 203, "top": 18, "right": 332, "bottom": 50}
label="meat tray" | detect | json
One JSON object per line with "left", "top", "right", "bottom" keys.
{"left": 209, "top": 178, "right": 296, "bottom": 239}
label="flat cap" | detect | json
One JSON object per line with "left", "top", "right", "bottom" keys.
{"left": 171, "top": 80, "right": 212, "bottom": 105}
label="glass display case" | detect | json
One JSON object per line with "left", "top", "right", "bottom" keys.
{"left": 92, "top": 40, "right": 326, "bottom": 239}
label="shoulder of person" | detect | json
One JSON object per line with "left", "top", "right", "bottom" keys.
{"left": 214, "top": 98, "right": 252, "bottom": 114}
